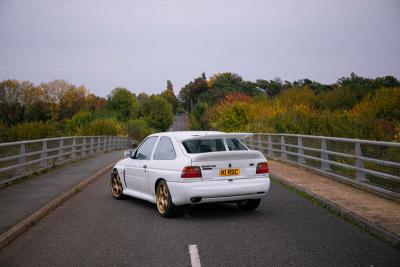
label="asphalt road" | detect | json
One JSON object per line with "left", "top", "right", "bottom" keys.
{"left": 0, "top": 172, "right": 399, "bottom": 266}
{"left": 169, "top": 114, "right": 188, "bottom": 131}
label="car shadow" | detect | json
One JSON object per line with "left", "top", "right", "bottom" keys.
{"left": 121, "top": 195, "right": 271, "bottom": 220}
{"left": 187, "top": 202, "right": 268, "bottom": 220}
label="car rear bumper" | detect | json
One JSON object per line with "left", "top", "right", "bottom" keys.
{"left": 168, "top": 177, "right": 270, "bottom": 206}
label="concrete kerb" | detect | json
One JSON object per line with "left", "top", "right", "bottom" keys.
{"left": 0, "top": 160, "right": 119, "bottom": 250}
{"left": 270, "top": 173, "right": 400, "bottom": 248}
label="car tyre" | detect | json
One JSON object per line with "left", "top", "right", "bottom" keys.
{"left": 156, "top": 180, "right": 179, "bottom": 218}
{"left": 237, "top": 199, "right": 261, "bottom": 211}
{"left": 111, "top": 171, "right": 125, "bottom": 199}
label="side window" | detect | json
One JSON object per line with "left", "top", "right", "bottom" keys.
{"left": 153, "top": 137, "right": 176, "bottom": 160}
{"left": 133, "top": 137, "right": 158, "bottom": 160}
{"left": 226, "top": 138, "right": 248, "bottom": 151}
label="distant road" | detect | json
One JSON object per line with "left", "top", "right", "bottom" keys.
{"left": 169, "top": 113, "right": 188, "bottom": 131}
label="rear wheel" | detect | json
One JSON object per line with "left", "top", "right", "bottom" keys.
{"left": 156, "top": 180, "right": 179, "bottom": 218}
{"left": 237, "top": 199, "right": 261, "bottom": 211}
{"left": 111, "top": 171, "right": 124, "bottom": 199}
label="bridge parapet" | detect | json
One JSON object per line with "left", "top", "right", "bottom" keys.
{"left": 243, "top": 133, "right": 400, "bottom": 199}
{"left": 0, "top": 136, "right": 132, "bottom": 186}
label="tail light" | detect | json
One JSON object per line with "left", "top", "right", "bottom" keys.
{"left": 256, "top": 162, "right": 269, "bottom": 174}
{"left": 181, "top": 166, "right": 202, "bottom": 178}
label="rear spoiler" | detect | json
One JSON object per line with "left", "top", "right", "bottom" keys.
{"left": 180, "top": 133, "right": 253, "bottom": 141}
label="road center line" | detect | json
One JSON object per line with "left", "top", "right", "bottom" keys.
{"left": 189, "top": 244, "right": 201, "bottom": 267}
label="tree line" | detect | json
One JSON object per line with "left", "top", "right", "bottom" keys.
{"left": 179, "top": 72, "right": 400, "bottom": 142}
{"left": 0, "top": 79, "right": 178, "bottom": 142}
{"left": 1, "top": 72, "right": 399, "bottom": 142}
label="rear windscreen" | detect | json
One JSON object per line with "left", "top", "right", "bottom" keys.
{"left": 182, "top": 138, "right": 248, "bottom": 153}
{"left": 182, "top": 139, "right": 226, "bottom": 154}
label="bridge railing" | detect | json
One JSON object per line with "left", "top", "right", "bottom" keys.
{"left": 0, "top": 136, "right": 131, "bottom": 186}
{"left": 242, "top": 133, "right": 400, "bottom": 199}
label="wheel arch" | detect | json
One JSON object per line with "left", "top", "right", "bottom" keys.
{"left": 154, "top": 178, "right": 166, "bottom": 194}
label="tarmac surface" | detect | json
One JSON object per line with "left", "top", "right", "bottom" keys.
{"left": 268, "top": 160, "right": 400, "bottom": 244}
{"left": 0, "top": 171, "right": 399, "bottom": 266}
{"left": 0, "top": 150, "right": 123, "bottom": 235}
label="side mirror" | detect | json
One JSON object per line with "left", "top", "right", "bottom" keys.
{"left": 124, "top": 149, "right": 135, "bottom": 158}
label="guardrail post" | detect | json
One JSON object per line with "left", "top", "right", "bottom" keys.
{"left": 109, "top": 137, "right": 112, "bottom": 151}
{"left": 81, "top": 138, "right": 86, "bottom": 157}
{"left": 90, "top": 137, "right": 94, "bottom": 155}
{"left": 71, "top": 138, "right": 76, "bottom": 159}
{"left": 40, "top": 140, "right": 48, "bottom": 169}
{"left": 280, "top": 135, "right": 287, "bottom": 159}
{"left": 97, "top": 137, "right": 101, "bottom": 152}
{"left": 267, "top": 135, "right": 273, "bottom": 156}
{"left": 257, "top": 134, "right": 263, "bottom": 154}
{"left": 18, "top": 143, "right": 26, "bottom": 174}
{"left": 104, "top": 137, "right": 108, "bottom": 152}
{"left": 58, "top": 139, "right": 64, "bottom": 162}
{"left": 355, "top": 142, "right": 367, "bottom": 181}
{"left": 297, "top": 136, "right": 306, "bottom": 164}
{"left": 321, "top": 139, "right": 330, "bottom": 170}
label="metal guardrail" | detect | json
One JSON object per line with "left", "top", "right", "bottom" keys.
{"left": 0, "top": 136, "right": 131, "bottom": 185}
{"left": 243, "top": 133, "right": 400, "bottom": 199}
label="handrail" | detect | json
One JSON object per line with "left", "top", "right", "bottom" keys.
{"left": 242, "top": 133, "right": 400, "bottom": 199}
{"left": 0, "top": 136, "right": 132, "bottom": 185}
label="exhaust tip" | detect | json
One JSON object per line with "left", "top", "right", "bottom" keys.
{"left": 190, "top": 197, "right": 202, "bottom": 203}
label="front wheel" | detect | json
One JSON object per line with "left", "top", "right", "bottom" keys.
{"left": 110, "top": 171, "right": 125, "bottom": 199}
{"left": 156, "top": 181, "right": 179, "bottom": 218}
{"left": 237, "top": 199, "right": 261, "bottom": 211}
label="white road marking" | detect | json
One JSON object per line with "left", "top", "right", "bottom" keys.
{"left": 189, "top": 244, "right": 201, "bottom": 267}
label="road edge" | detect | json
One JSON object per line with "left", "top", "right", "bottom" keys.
{"left": 270, "top": 173, "right": 400, "bottom": 248}
{"left": 0, "top": 160, "right": 118, "bottom": 250}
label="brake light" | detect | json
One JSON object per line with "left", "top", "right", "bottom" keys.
{"left": 181, "top": 166, "right": 202, "bottom": 178}
{"left": 256, "top": 162, "right": 269, "bottom": 174}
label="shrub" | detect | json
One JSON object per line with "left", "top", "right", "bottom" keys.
{"left": 80, "top": 118, "right": 125, "bottom": 136}
{"left": 7, "top": 121, "right": 60, "bottom": 141}
{"left": 66, "top": 111, "right": 102, "bottom": 135}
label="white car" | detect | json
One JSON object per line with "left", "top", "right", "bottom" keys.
{"left": 110, "top": 131, "right": 270, "bottom": 217}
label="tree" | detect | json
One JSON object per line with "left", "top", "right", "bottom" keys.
{"left": 126, "top": 119, "right": 152, "bottom": 141}
{"left": 106, "top": 87, "right": 139, "bottom": 122}
{"left": 178, "top": 74, "right": 208, "bottom": 112}
{"left": 160, "top": 80, "right": 178, "bottom": 113}
{"left": 0, "top": 80, "right": 25, "bottom": 126}
{"left": 141, "top": 95, "right": 173, "bottom": 131}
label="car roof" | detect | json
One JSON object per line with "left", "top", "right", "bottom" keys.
{"left": 148, "top": 131, "right": 252, "bottom": 141}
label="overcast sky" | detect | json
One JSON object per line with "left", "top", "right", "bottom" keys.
{"left": 1, "top": 0, "right": 399, "bottom": 96}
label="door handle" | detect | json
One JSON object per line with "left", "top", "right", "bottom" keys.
{"left": 143, "top": 165, "right": 147, "bottom": 169}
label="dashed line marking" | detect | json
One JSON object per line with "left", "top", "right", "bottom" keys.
{"left": 189, "top": 244, "right": 201, "bottom": 267}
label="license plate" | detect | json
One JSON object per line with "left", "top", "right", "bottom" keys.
{"left": 219, "top": 168, "right": 240, "bottom": 176}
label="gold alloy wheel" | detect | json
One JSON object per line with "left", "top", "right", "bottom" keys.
{"left": 156, "top": 182, "right": 169, "bottom": 214}
{"left": 111, "top": 173, "right": 123, "bottom": 197}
